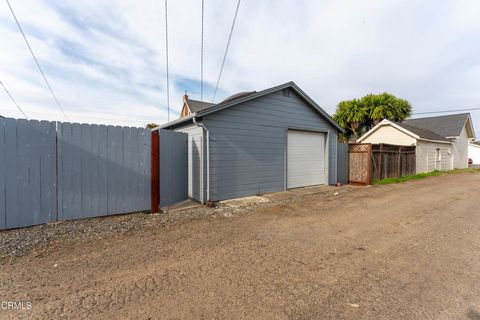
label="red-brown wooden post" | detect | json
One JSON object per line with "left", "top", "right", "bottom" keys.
{"left": 151, "top": 131, "right": 160, "bottom": 213}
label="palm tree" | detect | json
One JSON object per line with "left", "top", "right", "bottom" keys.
{"left": 333, "top": 99, "right": 367, "bottom": 139}
{"left": 334, "top": 93, "right": 412, "bottom": 140}
{"left": 363, "top": 93, "right": 399, "bottom": 128}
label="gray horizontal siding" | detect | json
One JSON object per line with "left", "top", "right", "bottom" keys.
{"left": 205, "top": 88, "right": 339, "bottom": 201}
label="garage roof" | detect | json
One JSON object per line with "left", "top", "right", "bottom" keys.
{"left": 158, "top": 82, "right": 345, "bottom": 133}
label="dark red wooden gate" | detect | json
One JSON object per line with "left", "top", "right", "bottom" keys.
{"left": 151, "top": 131, "right": 159, "bottom": 213}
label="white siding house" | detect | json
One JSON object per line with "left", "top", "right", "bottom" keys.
{"left": 416, "top": 141, "right": 453, "bottom": 173}
{"left": 401, "top": 113, "right": 475, "bottom": 169}
{"left": 469, "top": 143, "right": 480, "bottom": 164}
{"left": 357, "top": 125, "right": 416, "bottom": 146}
{"left": 358, "top": 119, "right": 454, "bottom": 173}
{"left": 358, "top": 113, "right": 476, "bottom": 173}
{"left": 451, "top": 126, "right": 470, "bottom": 168}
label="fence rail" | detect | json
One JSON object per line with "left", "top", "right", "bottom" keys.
{"left": 1, "top": 118, "right": 151, "bottom": 230}
{"left": 371, "top": 144, "right": 416, "bottom": 181}
{"left": 348, "top": 143, "right": 416, "bottom": 185}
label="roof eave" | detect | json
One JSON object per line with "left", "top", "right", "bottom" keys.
{"left": 465, "top": 114, "right": 476, "bottom": 140}
{"left": 358, "top": 120, "right": 420, "bottom": 142}
{"left": 156, "top": 114, "right": 195, "bottom": 130}
{"left": 417, "top": 138, "right": 453, "bottom": 145}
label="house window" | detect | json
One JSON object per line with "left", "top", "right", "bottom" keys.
{"left": 436, "top": 148, "right": 441, "bottom": 161}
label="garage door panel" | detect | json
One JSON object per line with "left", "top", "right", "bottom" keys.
{"left": 287, "top": 130, "right": 325, "bottom": 189}
{"left": 288, "top": 169, "right": 324, "bottom": 176}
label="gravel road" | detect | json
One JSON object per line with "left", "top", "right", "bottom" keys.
{"left": 1, "top": 171, "right": 479, "bottom": 319}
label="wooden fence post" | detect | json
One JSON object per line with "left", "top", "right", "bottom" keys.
{"left": 397, "top": 147, "right": 402, "bottom": 177}
{"left": 379, "top": 144, "right": 383, "bottom": 180}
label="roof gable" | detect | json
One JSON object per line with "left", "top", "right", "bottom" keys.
{"left": 160, "top": 82, "right": 344, "bottom": 132}
{"left": 358, "top": 119, "right": 452, "bottom": 144}
{"left": 402, "top": 113, "right": 474, "bottom": 138}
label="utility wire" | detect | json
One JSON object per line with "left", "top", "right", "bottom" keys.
{"left": 201, "top": 0, "right": 204, "bottom": 102}
{"left": 165, "top": 0, "right": 170, "bottom": 122}
{"left": 413, "top": 107, "right": 480, "bottom": 116}
{"left": 0, "top": 80, "right": 28, "bottom": 119}
{"left": 212, "top": 0, "right": 241, "bottom": 102}
{"left": 5, "top": 0, "right": 69, "bottom": 122}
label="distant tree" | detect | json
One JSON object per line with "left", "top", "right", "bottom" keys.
{"left": 145, "top": 123, "right": 159, "bottom": 129}
{"left": 333, "top": 93, "right": 412, "bottom": 140}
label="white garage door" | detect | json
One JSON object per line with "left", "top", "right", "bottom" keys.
{"left": 287, "top": 130, "right": 326, "bottom": 188}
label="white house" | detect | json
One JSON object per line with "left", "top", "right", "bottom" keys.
{"left": 469, "top": 142, "right": 480, "bottom": 164}
{"left": 357, "top": 113, "right": 475, "bottom": 173}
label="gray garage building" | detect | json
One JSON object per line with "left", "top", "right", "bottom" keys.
{"left": 160, "top": 82, "right": 344, "bottom": 203}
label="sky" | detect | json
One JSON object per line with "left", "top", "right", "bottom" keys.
{"left": 0, "top": 0, "right": 479, "bottom": 135}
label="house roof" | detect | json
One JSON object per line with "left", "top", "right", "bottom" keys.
{"left": 402, "top": 113, "right": 474, "bottom": 138}
{"left": 186, "top": 99, "right": 215, "bottom": 113}
{"left": 358, "top": 119, "right": 453, "bottom": 144}
{"left": 396, "top": 123, "right": 452, "bottom": 142}
{"left": 158, "top": 81, "right": 345, "bottom": 132}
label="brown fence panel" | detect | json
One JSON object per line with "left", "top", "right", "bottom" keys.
{"left": 371, "top": 144, "right": 416, "bottom": 181}
{"left": 348, "top": 143, "right": 372, "bottom": 185}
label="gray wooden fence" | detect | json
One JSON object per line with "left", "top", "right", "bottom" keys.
{"left": 57, "top": 123, "right": 151, "bottom": 220}
{"left": 0, "top": 119, "right": 57, "bottom": 229}
{"left": 159, "top": 130, "right": 188, "bottom": 207}
{"left": 337, "top": 143, "right": 349, "bottom": 184}
{"left": 1, "top": 118, "right": 151, "bottom": 230}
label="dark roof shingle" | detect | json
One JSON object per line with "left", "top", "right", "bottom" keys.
{"left": 402, "top": 113, "right": 470, "bottom": 137}
{"left": 396, "top": 122, "right": 452, "bottom": 142}
{"left": 187, "top": 91, "right": 257, "bottom": 114}
{"left": 187, "top": 99, "right": 215, "bottom": 113}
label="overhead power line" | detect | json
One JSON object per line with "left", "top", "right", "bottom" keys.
{"left": 165, "top": 0, "right": 170, "bottom": 122}
{"left": 0, "top": 80, "right": 28, "bottom": 119}
{"left": 413, "top": 107, "right": 480, "bottom": 116}
{"left": 201, "top": 0, "right": 204, "bottom": 102}
{"left": 5, "top": 0, "right": 69, "bottom": 122}
{"left": 212, "top": 0, "right": 241, "bottom": 102}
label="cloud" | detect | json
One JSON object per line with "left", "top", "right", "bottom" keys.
{"left": 0, "top": 0, "right": 479, "bottom": 135}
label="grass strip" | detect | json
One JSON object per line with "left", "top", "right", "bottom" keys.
{"left": 373, "top": 168, "right": 480, "bottom": 185}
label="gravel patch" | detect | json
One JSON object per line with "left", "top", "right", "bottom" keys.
{"left": 0, "top": 185, "right": 351, "bottom": 259}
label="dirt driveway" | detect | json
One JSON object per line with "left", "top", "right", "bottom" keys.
{"left": 1, "top": 172, "right": 480, "bottom": 320}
